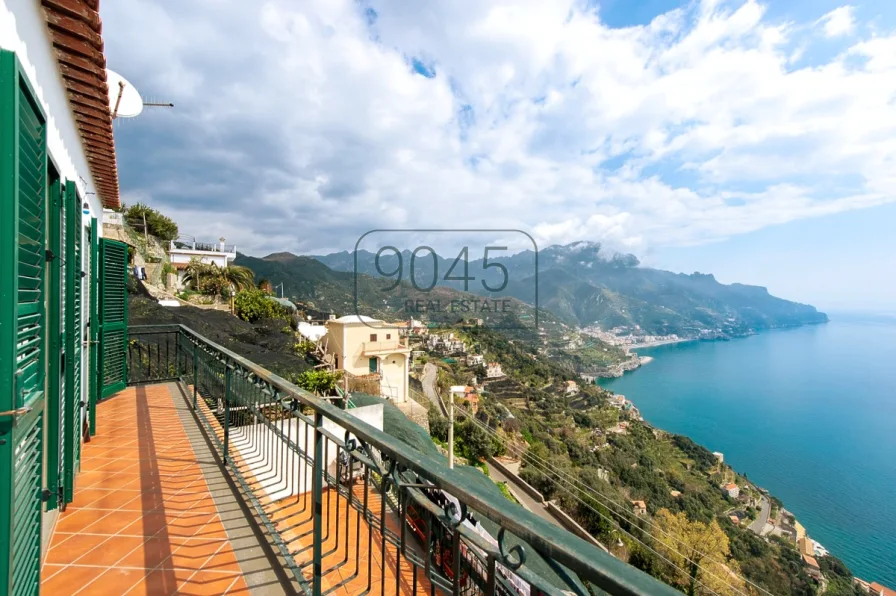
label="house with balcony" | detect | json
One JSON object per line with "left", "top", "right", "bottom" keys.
{"left": 0, "top": 2, "right": 685, "bottom": 595}
{"left": 167, "top": 234, "right": 237, "bottom": 288}
{"left": 324, "top": 315, "right": 411, "bottom": 403}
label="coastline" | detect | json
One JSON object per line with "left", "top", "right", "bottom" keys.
{"left": 627, "top": 337, "right": 698, "bottom": 350}
{"left": 598, "top": 325, "right": 886, "bottom": 588}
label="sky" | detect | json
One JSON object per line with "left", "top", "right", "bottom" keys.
{"left": 100, "top": 0, "right": 896, "bottom": 312}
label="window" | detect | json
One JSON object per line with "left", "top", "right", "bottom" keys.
{"left": 370, "top": 334, "right": 377, "bottom": 342}
{"left": 369, "top": 358, "right": 378, "bottom": 373}
{"left": 386, "top": 334, "right": 391, "bottom": 340}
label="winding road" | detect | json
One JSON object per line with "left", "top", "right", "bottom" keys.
{"left": 748, "top": 496, "right": 771, "bottom": 534}
{"left": 422, "top": 362, "right": 447, "bottom": 415}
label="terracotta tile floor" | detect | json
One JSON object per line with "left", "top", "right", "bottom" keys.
{"left": 41, "top": 385, "right": 249, "bottom": 595}
{"left": 192, "top": 387, "right": 437, "bottom": 595}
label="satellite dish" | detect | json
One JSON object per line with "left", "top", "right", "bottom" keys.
{"left": 106, "top": 69, "right": 144, "bottom": 119}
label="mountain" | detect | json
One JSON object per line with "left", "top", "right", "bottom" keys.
{"left": 312, "top": 241, "right": 828, "bottom": 336}
{"left": 234, "top": 251, "right": 564, "bottom": 334}
{"left": 233, "top": 251, "right": 631, "bottom": 373}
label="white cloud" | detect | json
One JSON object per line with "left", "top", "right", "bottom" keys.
{"left": 101, "top": 0, "right": 896, "bottom": 257}
{"left": 817, "top": 6, "right": 856, "bottom": 38}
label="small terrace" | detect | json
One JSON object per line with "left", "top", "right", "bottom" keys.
{"left": 41, "top": 325, "right": 679, "bottom": 595}
{"left": 361, "top": 340, "right": 410, "bottom": 356}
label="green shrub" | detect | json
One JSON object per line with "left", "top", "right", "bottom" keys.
{"left": 234, "top": 288, "right": 288, "bottom": 323}
{"left": 124, "top": 203, "right": 179, "bottom": 242}
{"left": 291, "top": 369, "right": 343, "bottom": 395}
{"left": 293, "top": 339, "right": 316, "bottom": 356}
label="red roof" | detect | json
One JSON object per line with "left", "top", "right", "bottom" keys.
{"left": 41, "top": 0, "right": 120, "bottom": 208}
{"left": 871, "top": 583, "right": 896, "bottom": 596}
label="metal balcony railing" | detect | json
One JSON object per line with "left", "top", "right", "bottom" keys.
{"left": 363, "top": 340, "right": 409, "bottom": 354}
{"left": 125, "top": 325, "right": 679, "bottom": 596}
{"left": 169, "top": 237, "right": 236, "bottom": 253}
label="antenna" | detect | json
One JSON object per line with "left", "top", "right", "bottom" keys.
{"left": 106, "top": 69, "right": 174, "bottom": 119}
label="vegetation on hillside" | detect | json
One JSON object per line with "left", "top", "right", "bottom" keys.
{"left": 234, "top": 287, "right": 289, "bottom": 323}
{"left": 413, "top": 325, "right": 830, "bottom": 595}
{"left": 181, "top": 259, "right": 256, "bottom": 297}
{"left": 123, "top": 203, "right": 179, "bottom": 242}
{"left": 314, "top": 242, "right": 828, "bottom": 337}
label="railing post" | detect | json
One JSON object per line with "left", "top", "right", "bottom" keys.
{"left": 312, "top": 410, "right": 324, "bottom": 596}
{"left": 192, "top": 340, "right": 199, "bottom": 410}
{"left": 223, "top": 365, "right": 232, "bottom": 463}
{"left": 174, "top": 331, "right": 181, "bottom": 380}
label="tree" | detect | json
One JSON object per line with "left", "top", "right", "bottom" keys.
{"left": 234, "top": 287, "right": 288, "bottom": 323}
{"left": 652, "top": 509, "right": 745, "bottom": 596}
{"left": 219, "top": 265, "right": 256, "bottom": 292}
{"left": 258, "top": 278, "right": 273, "bottom": 294}
{"left": 181, "top": 258, "right": 217, "bottom": 293}
{"left": 124, "top": 203, "right": 179, "bottom": 241}
{"left": 428, "top": 404, "right": 448, "bottom": 442}
{"left": 454, "top": 419, "right": 495, "bottom": 462}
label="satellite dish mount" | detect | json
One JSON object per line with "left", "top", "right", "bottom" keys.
{"left": 106, "top": 69, "right": 174, "bottom": 119}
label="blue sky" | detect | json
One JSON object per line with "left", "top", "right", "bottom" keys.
{"left": 100, "top": 0, "right": 896, "bottom": 312}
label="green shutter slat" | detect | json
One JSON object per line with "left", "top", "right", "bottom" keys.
{"left": 1, "top": 51, "right": 46, "bottom": 596}
{"left": 99, "top": 239, "right": 128, "bottom": 398}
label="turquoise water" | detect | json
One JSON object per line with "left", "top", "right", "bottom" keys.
{"left": 599, "top": 317, "right": 896, "bottom": 585}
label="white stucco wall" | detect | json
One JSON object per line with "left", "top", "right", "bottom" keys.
{"left": 1, "top": 0, "right": 106, "bottom": 226}
{"left": 230, "top": 403, "right": 385, "bottom": 502}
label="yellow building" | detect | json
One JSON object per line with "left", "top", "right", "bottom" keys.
{"left": 325, "top": 315, "right": 410, "bottom": 402}
{"left": 795, "top": 520, "right": 807, "bottom": 542}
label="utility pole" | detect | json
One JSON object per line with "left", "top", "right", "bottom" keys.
{"left": 448, "top": 393, "right": 455, "bottom": 469}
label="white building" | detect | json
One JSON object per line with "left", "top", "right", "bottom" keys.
{"left": 168, "top": 235, "right": 237, "bottom": 287}
{"left": 1, "top": 0, "right": 125, "bottom": 564}
{"left": 324, "top": 315, "right": 410, "bottom": 403}
{"left": 466, "top": 354, "right": 484, "bottom": 366}
{"left": 722, "top": 483, "right": 740, "bottom": 499}
{"left": 486, "top": 362, "right": 505, "bottom": 378}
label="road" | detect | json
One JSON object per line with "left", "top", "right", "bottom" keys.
{"left": 748, "top": 496, "right": 771, "bottom": 534}
{"left": 486, "top": 461, "right": 562, "bottom": 528}
{"left": 422, "top": 363, "right": 446, "bottom": 415}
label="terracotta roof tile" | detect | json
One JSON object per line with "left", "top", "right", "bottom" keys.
{"left": 42, "top": 0, "right": 120, "bottom": 208}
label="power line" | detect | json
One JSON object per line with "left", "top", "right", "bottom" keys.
{"left": 451, "top": 403, "right": 766, "bottom": 596}
{"left": 460, "top": 411, "right": 748, "bottom": 596}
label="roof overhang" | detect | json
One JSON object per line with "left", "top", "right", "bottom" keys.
{"left": 42, "top": 0, "right": 120, "bottom": 208}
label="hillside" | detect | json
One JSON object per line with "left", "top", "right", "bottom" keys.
{"left": 313, "top": 242, "right": 828, "bottom": 337}
{"left": 423, "top": 328, "right": 848, "bottom": 596}
{"left": 233, "top": 251, "right": 631, "bottom": 373}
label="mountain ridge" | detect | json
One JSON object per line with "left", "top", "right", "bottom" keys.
{"left": 310, "top": 241, "right": 828, "bottom": 337}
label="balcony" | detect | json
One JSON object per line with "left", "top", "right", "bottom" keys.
{"left": 362, "top": 340, "right": 410, "bottom": 356}
{"left": 40, "top": 325, "right": 678, "bottom": 595}
{"left": 169, "top": 235, "right": 237, "bottom": 255}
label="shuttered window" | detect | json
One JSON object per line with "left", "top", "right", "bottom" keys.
{"left": 0, "top": 49, "right": 47, "bottom": 596}
{"left": 100, "top": 239, "right": 128, "bottom": 398}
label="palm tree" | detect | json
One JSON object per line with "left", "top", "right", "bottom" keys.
{"left": 220, "top": 265, "right": 255, "bottom": 292}
{"left": 181, "top": 257, "right": 212, "bottom": 290}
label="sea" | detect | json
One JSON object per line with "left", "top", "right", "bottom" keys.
{"left": 598, "top": 315, "right": 896, "bottom": 586}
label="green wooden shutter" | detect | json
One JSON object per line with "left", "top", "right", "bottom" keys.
{"left": 88, "top": 217, "right": 99, "bottom": 436}
{"left": 99, "top": 239, "right": 128, "bottom": 398}
{"left": 45, "top": 168, "right": 62, "bottom": 511}
{"left": 0, "top": 50, "right": 47, "bottom": 596}
{"left": 63, "top": 181, "right": 82, "bottom": 503}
